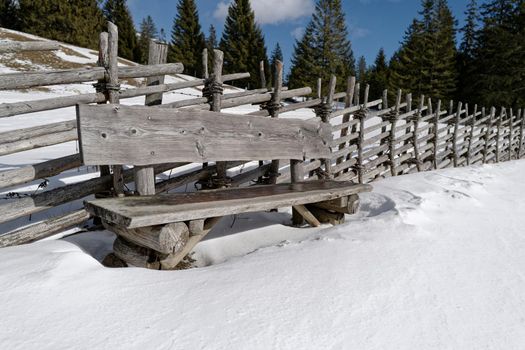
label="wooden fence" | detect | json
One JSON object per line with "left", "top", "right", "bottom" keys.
{"left": 0, "top": 23, "right": 523, "bottom": 248}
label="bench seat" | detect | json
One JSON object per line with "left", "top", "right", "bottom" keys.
{"left": 85, "top": 180, "right": 372, "bottom": 228}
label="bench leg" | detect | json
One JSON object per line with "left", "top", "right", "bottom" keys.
{"left": 292, "top": 205, "right": 321, "bottom": 227}
{"left": 305, "top": 205, "right": 345, "bottom": 225}
{"left": 160, "top": 217, "right": 222, "bottom": 269}
{"left": 311, "top": 194, "right": 360, "bottom": 215}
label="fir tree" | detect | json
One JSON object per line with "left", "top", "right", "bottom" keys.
{"left": 18, "top": 0, "right": 104, "bottom": 50}
{"left": 269, "top": 43, "right": 284, "bottom": 85}
{"left": 137, "top": 16, "right": 158, "bottom": 64}
{"left": 457, "top": 0, "right": 479, "bottom": 102}
{"left": 206, "top": 24, "right": 217, "bottom": 68}
{"left": 169, "top": 0, "right": 205, "bottom": 77}
{"left": 357, "top": 56, "right": 368, "bottom": 86}
{"left": 0, "top": 0, "right": 19, "bottom": 29}
{"left": 288, "top": 0, "right": 355, "bottom": 95}
{"left": 389, "top": 0, "right": 457, "bottom": 101}
{"left": 368, "top": 48, "right": 390, "bottom": 100}
{"left": 219, "top": 0, "right": 269, "bottom": 88}
{"left": 103, "top": 0, "right": 140, "bottom": 61}
{"left": 470, "top": 0, "right": 522, "bottom": 107}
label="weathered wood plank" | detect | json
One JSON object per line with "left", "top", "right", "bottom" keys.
{"left": 0, "top": 126, "right": 77, "bottom": 156}
{"left": 0, "top": 63, "right": 184, "bottom": 90}
{"left": 0, "top": 163, "right": 183, "bottom": 225}
{"left": 77, "top": 104, "right": 332, "bottom": 165}
{"left": 135, "top": 40, "right": 168, "bottom": 196}
{"left": 0, "top": 209, "right": 90, "bottom": 248}
{"left": 0, "top": 73, "right": 249, "bottom": 119}
{"left": 0, "top": 153, "right": 81, "bottom": 189}
{"left": 85, "top": 181, "right": 373, "bottom": 228}
{"left": 104, "top": 221, "right": 189, "bottom": 254}
{"left": 292, "top": 204, "right": 321, "bottom": 227}
{"left": 0, "top": 41, "right": 60, "bottom": 53}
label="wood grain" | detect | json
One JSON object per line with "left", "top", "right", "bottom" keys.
{"left": 85, "top": 181, "right": 372, "bottom": 228}
{"left": 76, "top": 104, "right": 332, "bottom": 165}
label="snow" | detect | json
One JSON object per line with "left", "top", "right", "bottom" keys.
{"left": 2, "top": 28, "right": 525, "bottom": 349}
{"left": 2, "top": 161, "right": 525, "bottom": 349}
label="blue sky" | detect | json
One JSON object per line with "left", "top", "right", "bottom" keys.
{"left": 128, "top": 0, "right": 477, "bottom": 72}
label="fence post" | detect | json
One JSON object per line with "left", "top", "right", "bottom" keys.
{"left": 496, "top": 107, "right": 504, "bottom": 163}
{"left": 508, "top": 108, "right": 514, "bottom": 160}
{"left": 403, "top": 93, "right": 412, "bottom": 155}
{"left": 134, "top": 40, "right": 168, "bottom": 196}
{"left": 411, "top": 95, "right": 424, "bottom": 171}
{"left": 466, "top": 104, "right": 477, "bottom": 165}
{"left": 107, "top": 22, "right": 124, "bottom": 196}
{"left": 290, "top": 159, "right": 305, "bottom": 226}
{"left": 518, "top": 108, "right": 525, "bottom": 159}
{"left": 202, "top": 48, "right": 209, "bottom": 79}
{"left": 205, "top": 50, "right": 228, "bottom": 187}
{"left": 452, "top": 102, "right": 462, "bottom": 167}
{"left": 96, "top": 32, "right": 110, "bottom": 179}
{"left": 314, "top": 75, "right": 336, "bottom": 179}
{"left": 266, "top": 60, "right": 283, "bottom": 184}
{"left": 432, "top": 100, "right": 441, "bottom": 169}
{"left": 317, "top": 78, "right": 322, "bottom": 99}
{"left": 483, "top": 107, "right": 495, "bottom": 163}
{"left": 335, "top": 76, "right": 356, "bottom": 177}
{"left": 376, "top": 89, "right": 389, "bottom": 162}
{"left": 388, "top": 89, "right": 402, "bottom": 176}
{"left": 259, "top": 61, "right": 266, "bottom": 88}
{"left": 355, "top": 85, "right": 369, "bottom": 183}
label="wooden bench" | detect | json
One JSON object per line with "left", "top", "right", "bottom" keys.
{"left": 76, "top": 104, "right": 372, "bottom": 269}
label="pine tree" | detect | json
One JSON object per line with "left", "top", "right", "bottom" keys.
{"left": 368, "top": 48, "right": 390, "bottom": 100}
{"left": 269, "top": 43, "right": 284, "bottom": 85}
{"left": 219, "top": 0, "right": 269, "bottom": 89}
{"left": 103, "top": 0, "right": 140, "bottom": 61}
{"left": 137, "top": 16, "right": 158, "bottom": 64}
{"left": 18, "top": 0, "right": 104, "bottom": 50}
{"left": 357, "top": 56, "right": 368, "bottom": 86}
{"left": 206, "top": 24, "right": 217, "bottom": 68}
{"left": 389, "top": 0, "right": 457, "bottom": 101}
{"left": 169, "top": 0, "right": 205, "bottom": 77}
{"left": 0, "top": 0, "right": 19, "bottom": 29}
{"left": 288, "top": 0, "right": 355, "bottom": 95}
{"left": 206, "top": 25, "right": 217, "bottom": 51}
{"left": 469, "top": 0, "right": 522, "bottom": 107}
{"left": 457, "top": 0, "right": 479, "bottom": 102}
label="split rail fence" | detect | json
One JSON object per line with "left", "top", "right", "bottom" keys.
{"left": 0, "top": 23, "right": 523, "bottom": 248}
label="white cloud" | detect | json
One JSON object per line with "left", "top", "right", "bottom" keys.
{"left": 213, "top": 2, "right": 230, "bottom": 21}
{"left": 213, "top": 0, "right": 314, "bottom": 25}
{"left": 349, "top": 27, "right": 370, "bottom": 39}
{"left": 291, "top": 27, "right": 305, "bottom": 40}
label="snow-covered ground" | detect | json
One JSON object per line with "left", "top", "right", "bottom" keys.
{"left": 2, "top": 28, "right": 525, "bottom": 349}
{"left": 1, "top": 160, "right": 525, "bottom": 349}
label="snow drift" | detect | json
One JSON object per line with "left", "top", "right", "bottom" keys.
{"left": 1, "top": 161, "right": 525, "bottom": 349}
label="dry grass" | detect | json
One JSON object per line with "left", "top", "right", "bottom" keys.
{"left": 0, "top": 30, "right": 35, "bottom": 42}
{"left": 60, "top": 45, "right": 90, "bottom": 59}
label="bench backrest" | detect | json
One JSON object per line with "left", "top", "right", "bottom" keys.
{"left": 76, "top": 104, "right": 332, "bottom": 166}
